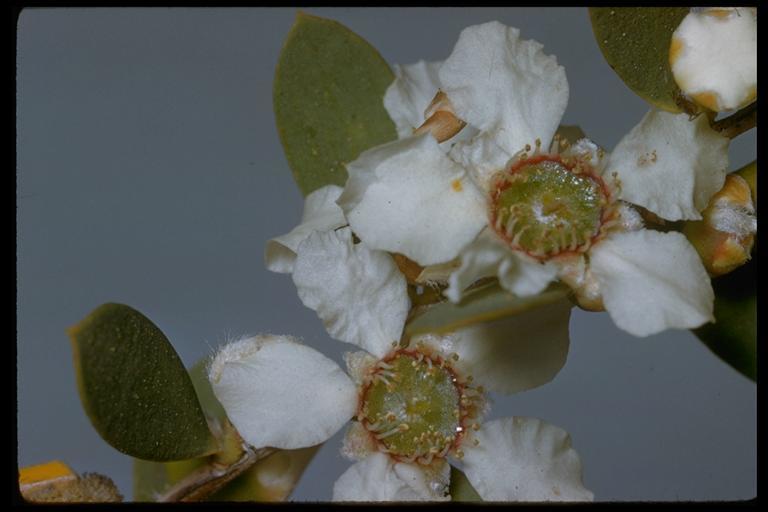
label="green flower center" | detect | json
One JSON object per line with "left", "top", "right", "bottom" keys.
{"left": 358, "top": 350, "right": 475, "bottom": 463}
{"left": 490, "top": 156, "right": 609, "bottom": 259}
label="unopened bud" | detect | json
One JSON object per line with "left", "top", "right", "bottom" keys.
{"left": 670, "top": 7, "right": 757, "bottom": 112}
{"left": 682, "top": 174, "right": 756, "bottom": 277}
{"left": 558, "top": 257, "right": 605, "bottom": 312}
{"left": 413, "top": 90, "right": 467, "bottom": 143}
{"left": 735, "top": 161, "right": 756, "bottom": 206}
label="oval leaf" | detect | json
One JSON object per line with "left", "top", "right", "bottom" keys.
{"left": 589, "top": 7, "right": 691, "bottom": 113}
{"left": 449, "top": 465, "right": 482, "bottom": 502}
{"left": 405, "top": 282, "right": 571, "bottom": 337}
{"left": 694, "top": 258, "right": 756, "bottom": 381}
{"left": 555, "top": 124, "right": 587, "bottom": 146}
{"left": 68, "top": 303, "right": 217, "bottom": 461}
{"left": 274, "top": 12, "right": 398, "bottom": 195}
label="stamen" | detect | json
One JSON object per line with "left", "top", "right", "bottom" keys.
{"left": 378, "top": 370, "right": 397, "bottom": 379}
{"left": 505, "top": 215, "right": 519, "bottom": 237}
{"left": 568, "top": 226, "right": 579, "bottom": 251}
{"left": 511, "top": 226, "right": 530, "bottom": 246}
{"left": 376, "top": 426, "right": 404, "bottom": 440}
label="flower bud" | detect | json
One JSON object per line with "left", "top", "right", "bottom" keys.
{"left": 682, "top": 174, "right": 756, "bottom": 276}
{"left": 413, "top": 91, "right": 467, "bottom": 143}
{"left": 670, "top": 7, "right": 757, "bottom": 112}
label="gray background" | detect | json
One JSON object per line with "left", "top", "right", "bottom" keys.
{"left": 17, "top": 7, "right": 756, "bottom": 502}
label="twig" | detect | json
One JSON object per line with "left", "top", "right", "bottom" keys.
{"left": 157, "top": 445, "right": 275, "bottom": 502}
{"left": 711, "top": 102, "right": 757, "bottom": 139}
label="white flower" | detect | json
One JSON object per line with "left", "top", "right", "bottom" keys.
{"left": 213, "top": 227, "right": 591, "bottom": 501}
{"left": 337, "top": 21, "right": 726, "bottom": 338}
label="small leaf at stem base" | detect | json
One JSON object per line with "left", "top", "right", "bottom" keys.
{"left": 69, "top": 303, "right": 217, "bottom": 461}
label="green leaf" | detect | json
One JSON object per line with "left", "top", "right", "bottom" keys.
{"left": 405, "top": 282, "right": 571, "bottom": 337}
{"left": 449, "top": 465, "right": 481, "bottom": 502}
{"left": 589, "top": 7, "right": 692, "bottom": 113}
{"left": 69, "top": 303, "right": 217, "bottom": 462}
{"left": 555, "top": 124, "right": 586, "bottom": 145}
{"left": 274, "top": 11, "right": 398, "bottom": 196}
{"left": 133, "top": 456, "right": 208, "bottom": 502}
{"left": 188, "top": 357, "right": 227, "bottom": 425}
{"left": 694, "top": 258, "right": 756, "bottom": 381}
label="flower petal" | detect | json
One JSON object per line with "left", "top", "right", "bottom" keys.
{"left": 609, "top": 109, "right": 729, "bottom": 221}
{"left": 339, "top": 133, "right": 487, "bottom": 266}
{"left": 447, "top": 131, "right": 514, "bottom": 190}
{"left": 445, "top": 229, "right": 557, "bottom": 303}
{"left": 589, "top": 230, "right": 715, "bottom": 337}
{"left": 208, "top": 335, "right": 356, "bottom": 450}
{"left": 384, "top": 60, "right": 443, "bottom": 139}
{"left": 292, "top": 227, "right": 409, "bottom": 357}
{"left": 333, "top": 453, "right": 449, "bottom": 502}
{"left": 264, "top": 185, "right": 346, "bottom": 273}
{"left": 461, "top": 417, "right": 593, "bottom": 502}
{"left": 418, "top": 297, "right": 571, "bottom": 395}
{"left": 439, "top": 21, "right": 568, "bottom": 186}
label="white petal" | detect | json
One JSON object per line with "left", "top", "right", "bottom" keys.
{"left": 447, "top": 131, "right": 515, "bottom": 190}
{"left": 423, "top": 297, "right": 571, "bottom": 395}
{"left": 609, "top": 109, "right": 729, "bottom": 221}
{"left": 384, "top": 60, "right": 443, "bottom": 139}
{"left": 333, "top": 453, "right": 449, "bottom": 502}
{"left": 339, "top": 133, "right": 487, "bottom": 266}
{"left": 439, "top": 21, "right": 568, "bottom": 186}
{"left": 340, "top": 421, "right": 377, "bottom": 461}
{"left": 461, "top": 417, "right": 593, "bottom": 502}
{"left": 589, "top": 230, "right": 714, "bottom": 337}
{"left": 446, "top": 229, "right": 557, "bottom": 303}
{"left": 670, "top": 8, "right": 756, "bottom": 112}
{"left": 208, "top": 335, "right": 356, "bottom": 450}
{"left": 292, "top": 227, "right": 409, "bottom": 357}
{"left": 498, "top": 253, "right": 559, "bottom": 298}
{"left": 264, "top": 185, "right": 346, "bottom": 273}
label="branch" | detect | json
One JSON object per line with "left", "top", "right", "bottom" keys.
{"left": 157, "top": 445, "right": 274, "bottom": 502}
{"left": 711, "top": 102, "right": 756, "bottom": 139}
